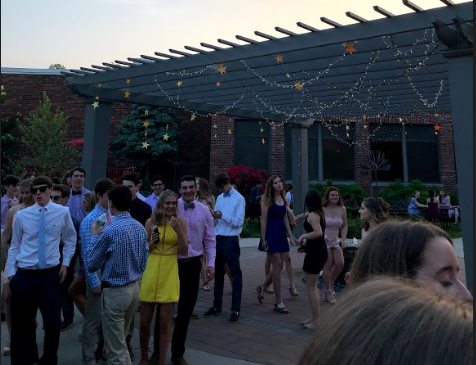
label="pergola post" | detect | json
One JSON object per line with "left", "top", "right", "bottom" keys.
{"left": 444, "top": 51, "right": 473, "bottom": 293}
{"left": 81, "top": 101, "right": 112, "bottom": 190}
{"left": 291, "top": 119, "right": 314, "bottom": 237}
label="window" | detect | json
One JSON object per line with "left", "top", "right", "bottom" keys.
{"left": 235, "top": 120, "right": 269, "bottom": 171}
{"left": 406, "top": 126, "right": 440, "bottom": 182}
{"left": 322, "top": 124, "right": 355, "bottom": 181}
{"left": 370, "top": 125, "right": 403, "bottom": 182}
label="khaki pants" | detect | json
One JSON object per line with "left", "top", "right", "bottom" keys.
{"left": 82, "top": 285, "right": 104, "bottom": 365}
{"left": 102, "top": 281, "right": 139, "bottom": 365}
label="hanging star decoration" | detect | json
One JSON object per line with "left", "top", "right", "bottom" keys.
{"left": 92, "top": 101, "right": 99, "bottom": 109}
{"left": 363, "top": 124, "right": 368, "bottom": 129}
{"left": 260, "top": 128, "right": 264, "bottom": 133}
{"left": 213, "top": 124, "right": 218, "bottom": 129}
{"left": 377, "top": 114, "right": 381, "bottom": 119}
{"left": 218, "top": 63, "right": 227, "bottom": 74}
{"left": 144, "top": 110, "right": 149, "bottom": 116}
{"left": 262, "top": 138, "right": 266, "bottom": 145}
{"left": 143, "top": 121, "right": 150, "bottom": 128}
{"left": 286, "top": 73, "right": 291, "bottom": 79}
{"left": 345, "top": 125, "right": 350, "bottom": 131}
{"left": 227, "top": 128, "right": 233, "bottom": 136}
{"left": 142, "top": 141, "right": 150, "bottom": 149}
{"left": 295, "top": 81, "right": 303, "bottom": 90}
{"left": 275, "top": 54, "right": 283, "bottom": 63}
{"left": 362, "top": 115, "right": 367, "bottom": 120}
{"left": 163, "top": 133, "right": 170, "bottom": 141}
{"left": 346, "top": 133, "right": 350, "bottom": 138}
{"left": 190, "top": 113, "right": 197, "bottom": 121}
{"left": 213, "top": 134, "right": 218, "bottom": 139}
{"left": 124, "top": 91, "right": 131, "bottom": 98}
{"left": 434, "top": 125, "right": 440, "bottom": 131}
{"left": 345, "top": 43, "right": 356, "bottom": 55}
{"left": 126, "top": 79, "right": 131, "bottom": 84}
{"left": 177, "top": 80, "right": 183, "bottom": 87}
{"left": 272, "top": 125, "right": 276, "bottom": 130}
{"left": 216, "top": 82, "right": 221, "bottom": 87}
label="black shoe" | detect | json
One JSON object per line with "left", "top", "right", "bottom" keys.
{"left": 127, "top": 341, "right": 135, "bottom": 361}
{"left": 229, "top": 311, "right": 240, "bottom": 323}
{"left": 204, "top": 307, "right": 221, "bottom": 318}
{"left": 59, "top": 319, "right": 73, "bottom": 331}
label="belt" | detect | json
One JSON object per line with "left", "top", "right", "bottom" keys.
{"left": 101, "top": 279, "right": 138, "bottom": 289}
{"left": 216, "top": 235, "right": 238, "bottom": 240}
{"left": 178, "top": 255, "right": 202, "bottom": 263}
{"left": 17, "top": 265, "right": 60, "bottom": 275}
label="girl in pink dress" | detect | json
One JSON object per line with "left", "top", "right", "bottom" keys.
{"left": 322, "top": 187, "right": 348, "bottom": 304}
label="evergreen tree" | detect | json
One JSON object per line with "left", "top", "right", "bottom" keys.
{"left": 111, "top": 104, "right": 178, "bottom": 174}
{"left": 19, "top": 91, "right": 77, "bottom": 176}
{"left": 1, "top": 86, "right": 21, "bottom": 177}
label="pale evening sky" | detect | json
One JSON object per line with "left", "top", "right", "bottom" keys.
{"left": 1, "top": 0, "right": 467, "bottom": 70}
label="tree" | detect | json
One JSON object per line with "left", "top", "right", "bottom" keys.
{"left": 49, "top": 64, "right": 66, "bottom": 69}
{"left": 361, "top": 151, "right": 391, "bottom": 198}
{"left": 19, "top": 92, "right": 77, "bottom": 176}
{"left": 1, "top": 85, "right": 21, "bottom": 177}
{"left": 111, "top": 105, "right": 178, "bottom": 176}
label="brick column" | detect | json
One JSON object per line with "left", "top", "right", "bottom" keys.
{"left": 269, "top": 123, "right": 285, "bottom": 178}
{"left": 355, "top": 121, "right": 372, "bottom": 194}
{"left": 438, "top": 116, "right": 457, "bottom": 194}
{"left": 209, "top": 115, "right": 235, "bottom": 189}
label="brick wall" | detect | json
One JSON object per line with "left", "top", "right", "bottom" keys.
{"left": 209, "top": 115, "right": 234, "bottom": 189}
{"left": 269, "top": 123, "right": 285, "bottom": 178}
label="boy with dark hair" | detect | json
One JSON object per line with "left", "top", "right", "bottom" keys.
{"left": 144, "top": 175, "right": 165, "bottom": 210}
{"left": 1, "top": 176, "right": 20, "bottom": 230}
{"left": 122, "top": 173, "right": 152, "bottom": 227}
{"left": 67, "top": 167, "right": 90, "bottom": 223}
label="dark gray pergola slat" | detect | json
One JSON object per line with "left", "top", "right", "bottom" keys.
{"left": 70, "top": 69, "right": 95, "bottom": 75}
{"left": 373, "top": 6, "right": 395, "bottom": 18}
{"left": 184, "top": 46, "right": 207, "bottom": 53}
{"left": 320, "top": 17, "right": 343, "bottom": 28}
{"left": 61, "top": 70, "right": 83, "bottom": 77}
{"left": 169, "top": 49, "right": 194, "bottom": 57}
{"left": 127, "top": 57, "right": 153, "bottom": 64}
{"left": 296, "top": 22, "right": 319, "bottom": 32}
{"left": 346, "top": 11, "right": 368, "bottom": 23}
{"left": 217, "top": 38, "right": 241, "bottom": 47}
{"left": 102, "top": 62, "right": 126, "bottom": 69}
{"left": 115, "top": 60, "right": 135, "bottom": 66}
{"left": 200, "top": 42, "right": 223, "bottom": 51}
{"left": 155, "top": 52, "right": 177, "bottom": 59}
{"left": 440, "top": 0, "right": 454, "bottom": 5}
{"left": 91, "top": 65, "right": 110, "bottom": 71}
{"left": 275, "top": 27, "right": 298, "bottom": 36}
{"left": 236, "top": 35, "right": 259, "bottom": 44}
{"left": 403, "top": 0, "right": 423, "bottom": 12}
{"left": 80, "top": 67, "right": 102, "bottom": 73}
{"left": 140, "top": 54, "right": 164, "bottom": 62}
{"left": 254, "top": 31, "right": 278, "bottom": 40}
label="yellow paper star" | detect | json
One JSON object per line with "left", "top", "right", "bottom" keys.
{"left": 126, "top": 79, "right": 131, "bottom": 84}
{"left": 258, "top": 121, "right": 263, "bottom": 124}
{"left": 213, "top": 124, "right": 218, "bottom": 129}
{"left": 92, "top": 101, "right": 99, "bottom": 109}
{"left": 346, "top": 125, "right": 350, "bottom": 130}
{"left": 272, "top": 125, "right": 276, "bottom": 130}
{"left": 434, "top": 125, "right": 440, "bottom": 131}
{"left": 377, "top": 114, "right": 381, "bottom": 118}
{"left": 227, "top": 129, "right": 232, "bottom": 136}
{"left": 124, "top": 91, "right": 131, "bottom": 98}
{"left": 295, "top": 81, "right": 303, "bottom": 90}
{"left": 362, "top": 115, "right": 367, "bottom": 120}
{"left": 275, "top": 54, "right": 283, "bottom": 63}
{"left": 177, "top": 80, "right": 183, "bottom": 87}
{"left": 363, "top": 124, "right": 368, "bottom": 129}
{"left": 213, "top": 134, "right": 218, "bottom": 138}
{"left": 342, "top": 42, "right": 347, "bottom": 47}
{"left": 346, "top": 133, "right": 350, "bottom": 138}
{"left": 260, "top": 128, "right": 264, "bottom": 133}
{"left": 191, "top": 114, "right": 196, "bottom": 121}
{"left": 142, "top": 141, "right": 150, "bottom": 149}
{"left": 163, "top": 133, "right": 170, "bottom": 141}
{"left": 218, "top": 64, "right": 227, "bottom": 74}
{"left": 399, "top": 117, "right": 403, "bottom": 123}
{"left": 216, "top": 82, "right": 221, "bottom": 87}
{"left": 166, "top": 124, "right": 169, "bottom": 130}
{"left": 143, "top": 121, "right": 150, "bottom": 128}
{"left": 144, "top": 110, "right": 149, "bottom": 116}
{"left": 346, "top": 44, "right": 356, "bottom": 55}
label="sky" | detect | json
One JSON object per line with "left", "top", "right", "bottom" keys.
{"left": 1, "top": 0, "right": 468, "bottom": 70}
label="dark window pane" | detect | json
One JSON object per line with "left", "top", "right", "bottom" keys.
{"left": 309, "top": 124, "right": 319, "bottom": 181}
{"left": 323, "top": 140, "right": 355, "bottom": 180}
{"left": 235, "top": 121, "right": 269, "bottom": 171}
{"left": 406, "top": 125, "right": 438, "bottom": 142}
{"left": 370, "top": 125, "right": 402, "bottom": 141}
{"left": 322, "top": 123, "right": 355, "bottom": 140}
{"left": 407, "top": 142, "right": 440, "bottom": 182}
{"left": 370, "top": 141, "right": 403, "bottom": 181}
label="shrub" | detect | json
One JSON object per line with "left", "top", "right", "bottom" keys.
{"left": 227, "top": 165, "right": 270, "bottom": 195}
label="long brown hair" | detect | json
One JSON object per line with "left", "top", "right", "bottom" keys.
{"left": 349, "top": 221, "right": 452, "bottom": 286}
{"left": 197, "top": 177, "right": 213, "bottom": 199}
{"left": 322, "top": 186, "right": 343, "bottom": 207}
{"left": 361, "top": 197, "right": 390, "bottom": 231}
{"left": 299, "top": 277, "right": 473, "bottom": 365}
{"left": 151, "top": 190, "right": 178, "bottom": 226}
{"left": 260, "top": 176, "right": 287, "bottom": 207}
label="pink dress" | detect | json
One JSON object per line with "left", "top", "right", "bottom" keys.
{"left": 324, "top": 217, "right": 343, "bottom": 250}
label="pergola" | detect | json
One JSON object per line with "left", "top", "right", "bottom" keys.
{"left": 64, "top": 1, "right": 473, "bottom": 291}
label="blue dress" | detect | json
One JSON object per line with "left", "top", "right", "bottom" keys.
{"left": 258, "top": 204, "right": 290, "bottom": 253}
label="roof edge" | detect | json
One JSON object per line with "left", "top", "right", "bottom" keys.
{"left": 1, "top": 67, "right": 68, "bottom": 76}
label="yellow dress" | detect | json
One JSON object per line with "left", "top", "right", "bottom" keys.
{"left": 140, "top": 222, "right": 179, "bottom": 303}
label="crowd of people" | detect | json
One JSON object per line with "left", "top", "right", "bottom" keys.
{"left": 0, "top": 169, "right": 472, "bottom": 365}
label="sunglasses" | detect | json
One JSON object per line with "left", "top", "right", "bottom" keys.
{"left": 31, "top": 185, "right": 48, "bottom": 194}
{"left": 50, "top": 195, "right": 62, "bottom": 201}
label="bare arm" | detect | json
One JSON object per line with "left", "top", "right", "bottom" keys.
{"left": 298, "top": 213, "right": 323, "bottom": 244}
{"left": 0, "top": 207, "right": 17, "bottom": 271}
{"left": 340, "top": 206, "right": 348, "bottom": 244}
{"left": 260, "top": 203, "right": 269, "bottom": 246}
{"left": 170, "top": 217, "right": 188, "bottom": 256}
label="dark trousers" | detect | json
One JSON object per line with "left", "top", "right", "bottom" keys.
{"left": 213, "top": 236, "right": 243, "bottom": 313}
{"left": 10, "top": 268, "right": 61, "bottom": 365}
{"left": 60, "top": 246, "right": 79, "bottom": 321}
{"left": 169, "top": 256, "right": 202, "bottom": 359}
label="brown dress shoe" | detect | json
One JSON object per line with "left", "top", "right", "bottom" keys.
{"left": 171, "top": 358, "right": 190, "bottom": 365}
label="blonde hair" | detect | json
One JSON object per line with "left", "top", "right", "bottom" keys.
{"left": 299, "top": 278, "right": 473, "bottom": 365}
{"left": 82, "top": 192, "right": 96, "bottom": 212}
{"left": 151, "top": 190, "right": 178, "bottom": 226}
{"left": 260, "top": 175, "right": 287, "bottom": 207}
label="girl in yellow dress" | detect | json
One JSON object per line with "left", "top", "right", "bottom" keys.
{"left": 139, "top": 190, "right": 188, "bottom": 365}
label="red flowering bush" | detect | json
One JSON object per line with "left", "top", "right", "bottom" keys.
{"left": 227, "top": 165, "right": 271, "bottom": 195}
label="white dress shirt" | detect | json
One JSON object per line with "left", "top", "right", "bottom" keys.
{"left": 136, "top": 191, "right": 146, "bottom": 201}
{"left": 214, "top": 188, "right": 246, "bottom": 237}
{"left": 6, "top": 201, "right": 77, "bottom": 277}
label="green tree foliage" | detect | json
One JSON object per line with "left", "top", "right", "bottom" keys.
{"left": 111, "top": 105, "right": 178, "bottom": 172}
{"left": 49, "top": 63, "right": 66, "bottom": 69}
{"left": 1, "top": 86, "right": 21, "bottom": 177}
{"left": 19, "top": 92, "right": 77, "bottom": 176}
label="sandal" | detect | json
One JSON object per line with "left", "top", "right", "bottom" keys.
{"left": 289, "top": 287, "right": 299, "bottom": 297}
{"left": 256, "top": 285, "right": 264, "bottom": 304}
{"left": 264, "top": 287, "right": 274, "bottom": 294}
{"left": 324, "top": 290, "right": 337, "bottom": 304}
{"left": 274, "top": 302, "right": 289, "bottom": 314}
{"left": 202, "top": 283, "right": 210, "bottom": 291}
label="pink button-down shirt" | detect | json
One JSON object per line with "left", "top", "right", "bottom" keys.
{"left": 178, "top": 198, "right": 216, "bottom": 268}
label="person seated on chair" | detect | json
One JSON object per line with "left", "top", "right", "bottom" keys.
{"left": 425, "top": 190, "right": 440, "bottom": 222}
{"left": 439, "top": 190, "right": 455, "bottom": 218}
{"left": 407, "top": 191, "right": 427, "bottom": 216}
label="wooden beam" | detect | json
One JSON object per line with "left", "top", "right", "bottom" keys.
{"left": 235, "top": 35, "right": 258, "bottom": 44}
{"left": 296, "top": 22, "right": 319, "bottom": 32}
{"left": 403, "top": 0, "right": 423, "bottom": 12}
{"left": 346, "top": 11, "right": 368, "bottom": 23}
{"left": 217, "top": 38, "right": 240, "bottom": 47}
{"left": 275, "top": 27, "right": 298, "bottom": 36}
{"left": 320, "top": 17, "right": 342, "bottom": 28}
{"left": 254, "top": 31, "right": 277, "bottom": 40}
{"left": 373, "top": 6, "right": 395, "bottom": 18}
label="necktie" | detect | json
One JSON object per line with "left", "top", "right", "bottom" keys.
{"left": 184, "top": 202, "right": 195, "bottom": 210}
{"left": 106, "top": 210, "right": 112, "bottom": 225}
{"left": 38, "top": 207, "right": 47, "bottom": 269}
{"left": 71, "top": 190, "right": 82, "bottom": 196}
